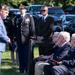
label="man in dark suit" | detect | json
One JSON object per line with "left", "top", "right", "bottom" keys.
{"left": 14, "top": 4, "right": 35, "bottom": 73}
{"left": 35, "top": 6, "right": 54, "bottom": 55}
{"left": 44, "top": 33, "right": 75, "bottom": 75}
{"left": 35, "top": 31, "right": 71, "bottom": 75}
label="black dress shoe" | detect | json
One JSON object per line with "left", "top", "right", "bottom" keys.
{"left": 20, "top": 70, "right": 24, "bottom": 73}
{"left": 25, "top": 69, "right": 28, "bottom": 73}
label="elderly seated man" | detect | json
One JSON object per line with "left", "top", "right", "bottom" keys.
{"left": 28, "top": 32, "right": 60, "bottom": 75}
{"left": 44, "top": 33, "right": 75, "bottom": 75}
{"left": 35, "top": 31, "right": 71, "bottom": 75}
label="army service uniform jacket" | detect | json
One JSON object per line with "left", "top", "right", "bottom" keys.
{"left": 14, "top": 14, "right": 35, "bottom": 45}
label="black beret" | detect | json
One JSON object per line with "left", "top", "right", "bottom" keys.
{"left": 19, "top": 4, "right": 26, "bottom": 9}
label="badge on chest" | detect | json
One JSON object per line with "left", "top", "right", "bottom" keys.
{"left": 25, "top": 18, "right": 30, "bottom": 24}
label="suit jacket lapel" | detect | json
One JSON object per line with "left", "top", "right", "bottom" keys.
{"left": 45, "top": 15, "right": 49, "bottom": 21}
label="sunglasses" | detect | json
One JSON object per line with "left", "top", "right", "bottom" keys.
{"left": 20, "top": 8, "right": 26, "bottom": 10}
{"left": 40, "top": 10, "right": 46, "bottom": 12}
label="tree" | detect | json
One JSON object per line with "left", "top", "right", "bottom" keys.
{"left": 0, "top": 0, "right": 75, "bottom": 9}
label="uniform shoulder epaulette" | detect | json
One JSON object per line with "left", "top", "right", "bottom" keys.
{"left": 26, "top": 13, "right": 30, "bottom": 17}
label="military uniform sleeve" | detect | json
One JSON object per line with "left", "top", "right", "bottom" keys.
{"left": 29, "top": 15, "right": 35, "bottom": 38}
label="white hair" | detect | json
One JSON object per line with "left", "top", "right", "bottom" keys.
{"left": 71, "top": 33, "right": 75, "bottom": 39}
{"left": 53, "top": 32, "right": 60, "bottom": 36}
{"left": 59, "top": 31, "right": 70, "bottom": 42}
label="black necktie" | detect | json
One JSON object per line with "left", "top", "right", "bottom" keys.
{"left": 22, "top": 15, "right": 23, "bottom": 19}
{"left": 20, "top": 16, "right": 23, "bottom": 22}
{"left": 42, "top": 16, "right": 44, "bottom": 21}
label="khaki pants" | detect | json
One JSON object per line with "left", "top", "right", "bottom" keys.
{"left": 35, "top": 61, "right": 49, "bottom": 75}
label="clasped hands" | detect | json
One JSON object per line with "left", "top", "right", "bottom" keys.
{"left": 46, "top": 57, "right": 62, "bottom": 65}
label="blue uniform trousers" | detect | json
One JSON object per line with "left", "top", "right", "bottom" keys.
{"left": 18, "top": 44, "right": 28, "bottom": 73}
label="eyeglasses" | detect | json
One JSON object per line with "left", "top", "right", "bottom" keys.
{"left": 20, "top": 8, "right": 26, "bottom": 10}
{"left": 40, "top": 10, "right": 46, "bottom": 12}
{"left": 53, "top": 36, "right": 58, "bottom": 38}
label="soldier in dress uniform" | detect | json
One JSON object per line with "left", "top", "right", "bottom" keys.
{"left": 14, "top": 4, "right": 35, "bottom": 73}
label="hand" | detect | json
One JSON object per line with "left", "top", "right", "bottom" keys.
{"left": 8, "top": 38, "right": 11, "bottom": 43}
{"left": 42, "top": 56, "right": 50, "bottom": 59}
{"left": 56, "top": 61, "right": 62, "bottom": 65}
{"left": 38, "top": 56, "right": 48, "bottom": 61}
{"left": 51, "top": 60, "right": 62, "bottom": 65}
{"left": 45, "top": 59, "right": 57, "bottom": 65}
{"left": 30, "top": 36, "right": 35, "bottom": 39}
{"left": 49, "top": 58, "right": 58, "bottom": 65}
{"left": 51, "top": 61, "right": 57, "bottom": 65}
{"left": 37, "top": 36, "right": 44, "bottom": 41}
{"left": 38, "top": 57, "right": 45, "bottom": 61}
{"left": 34, "top": 55, "right": 45, "bottom": 61}
{"left": 50, "top": 56, "right": 53, "bottom": 60}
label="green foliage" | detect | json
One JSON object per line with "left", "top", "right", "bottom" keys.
{"left": 53, "top": 0, "right": 75, "bottom": 9}
{"left": 0, "top": 0, "right": 75, "bottom": 9}
{"left": 0, "top": 51, "right": 25, "bottom": 75}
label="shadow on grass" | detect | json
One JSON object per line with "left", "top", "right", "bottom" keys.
{"left": 2, "top": 59, "right": 15, "bottom": 65}
{"left": 0, "top": 68, "right": 27, "bottom": 75}
{"left": 0, "top": 59, "right": 27, "bottom": 75}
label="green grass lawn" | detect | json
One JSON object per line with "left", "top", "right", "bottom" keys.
{"left": 0, "top": 45, "right": 39, "bottom": 75}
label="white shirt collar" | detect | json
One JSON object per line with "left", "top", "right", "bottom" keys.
{"left": 21, "top": 13, "right": 26, "bottom": 18}
{"left": 43, "top": 14, "right": 48, "bottom": 20}
{"left": 61, "top": 42, "right": 67, "bottom": 47}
